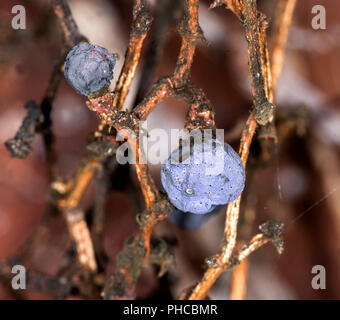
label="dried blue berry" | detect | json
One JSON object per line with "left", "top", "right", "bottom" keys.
{"left": 161, "top": 138, "right": 245, "bottom": 214}
{"left": 64, "top": 42, "right": 116, "bottom": 96}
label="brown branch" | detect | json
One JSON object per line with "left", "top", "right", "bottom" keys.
{"left": 173, "top": 0, "right": 203, "bottom": 82}
{"left": 258, "top": 14, "right": 273, "bottom": 104}
{"left": 185, "top": 220, "right": 283, "bottom": 300}
{"left": 92, "top": 160, "right": 117, "bottom": 268}
{"left": 271, "top": 0, "right": 297, "bottom": 98}
{"left": 229, "top": 258, "right": 248, "bottom": 300}
{"left": 40, "top": 53, "right": 65, "bottom": 181}
{"left": 64, "top": 208, "right": 97, "bottom": 273}
{"left": 188, "top": 0, "right": 296, "bottom": 300}
{"left": 231, "top": 0, "right": 296, "bottom": 294}
{"left": 56, "top": 158, "right": 100, "bottom": 273}
{"left": 58, "top": 0, "right": 154, "bottom": 211}
{"left": 58, "top": 158, "right": 99, "bottom": 210}
{"left": 187, "top": 113, "right": 257, "bottom": 300}
{"left": 133, "top": 0, "right": 207, "bottom": 121}
{"left": 102, "top": 196, "right": 173, "bottom": 300}
{"left": 3, "top": 0, "right": 294, "bottom": 301}
{"left": 44, "top": 0, "right": 154, "bottom": 278}
{"left": 41, "top": 0, "right": 87, "bottom": 180}
{"left": 3, "top": 0, "right": 88, "bottom": 268}
{"left": 0, "top": 260, "right": 77, "bottom": 299}
{"left": 113, "top": 0, "right": 153, "bottom": 111}
{"left": 213, "top": 0, "right": 275, "bottom": 126}
{"left": 99, "top": 0, "right": 216, "bottom": 299}
{"left": 234, "top": 221, "right": 284, "bottom": 262}
{"left": 134, "top": 0, "right": 183, "bottom": 106}
{"left": 5, "top": 0, "right": 87, "bottom": 178}
{"left": 52, "top": 0, "right": 87, "bottom": 47}
{"left": 41, "top": 0, "right": 86, "bottom": 179}
{"left": 187, "top": 0, "right": 288, "bottom": 300}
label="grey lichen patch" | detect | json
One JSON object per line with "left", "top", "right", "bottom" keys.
{"left": 132, "top": 7, "right": 153, "bottom": 36}
{"left": 5, "top": 101, "right": 43, "bottom": 159}
{"left": 259, "top": 220, "right": 284, "bottom": 238}
{"left": 255, "top": 101, "right": 276, "bottom": 126}
{"left": 259, "top": 220, "right": 285, "bottom": 254}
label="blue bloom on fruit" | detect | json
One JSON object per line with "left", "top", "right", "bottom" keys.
{"left": 64, "top": 42, "right": 116, "bottom": 96}
{"left": 161, "top": 138, "right": 245, "bottom": 215}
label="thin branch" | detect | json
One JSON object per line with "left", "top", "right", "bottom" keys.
{"left": 57, "top": 158, "right": 100, "bottom": 273}
{"left": 3, "top": 0, "right": 293, "bottom": 301}
{"left": 0, "top": 260, "right": 77, "bottom": 299}
{"left": 41, "top": 0, "right": 87, "bottom": 180}
{"left": 187, "top": 113, "right": 257, "bottom": 300}
{"left": 113, "top": 0, "right": 153, "bottom": 111}
{"left": 52, "top": 0, "right": 87, "bottom": 47}
{"left": 99, "top": 0, "right": 216, "bottom": 299}
{"left": 134, "top": 0, "right": 183, "bottom": 106}
{"left": 187, "top": 0, "right": 285, "bottom": 300}
{"left": 271, "top": 0, "right": 297, "bottom": 98}
{"left": 229, "top": 258, "right": 248, "bottom": 300}
{"left": 4, "top": 0, "right": 89, "bottom": 268}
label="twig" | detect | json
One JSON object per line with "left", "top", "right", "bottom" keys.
{"left": 49, "top": 0, "right": 98, "bottom": 276}
{"left": 91, "top": 159, "right": 117, "bottom": 268}
{"left": 113, "top": 0, "right": 153, "bottom": 111}
{"left": 100, "top": 0, "right": 216, "bottom": 299}
{"left": 52, "top": 0, "right": 87, "bottom": 47}
{"left": 40, "top": 0, "right": 86, "bottom": 180}
{"left": 39, "top": 53, "right": 65, "bottom": 181}
{"left": 187, "top": 0, "right": 282, "bottom": 300}
{"left": 134, "top": 0, "right": 183, "bottom": 106}
{"left": 58, "top": 158, "right": 99, "bottom": 210}
{"left": 238, "top": 0, "right": 296, "bottom": 296}
{"left": 233, "top": 220, "right": 284, "bottom": 263}
{"left": 3, "top": 0, "right": 292, "bottom": 301}
{"left": 271, "top": 0, "right": 297, "bottom": 97}
{"left": 58, "top": 0, "right": 154, "bottom": 222}
{"left": 4, "top": 0, "right": 89, "bottom": 268}
{"left": 64, "top": 208, "right": 97, "bottom": 273}
{"left": 257, "top": 0, "right": 296, "bottom": 163}
{"left": 57, "top": 158, "right": 100, "bottom": 272}
{"left": 225, "top": 0, "right": 295, "bottom": 301}
{"left": 17, "top": 0, "right": 96, "bottom": 276}
{"left": 41, "top": 0, "right": 87, "bottom": 180}
{"left": 187, "top": 113, "right": 257, "bottom": 300}
{"left": 0, "top": 261, "right": 77, "bottom": 299}
{"left": 186, "top": 220, "right": 283, "bottom": 300}
{"left": 133, "top": 0, "right": 207, "bottom": 121}
{"left": 229, "top": 258, "right": 248, "bottom": 300}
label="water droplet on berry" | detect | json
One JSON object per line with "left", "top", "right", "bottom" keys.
{"left": 186, "top": 188, "right": 194, "bottom": 195}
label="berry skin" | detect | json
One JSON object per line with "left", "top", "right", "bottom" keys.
{"left": 64, "top": 42, "right": 116, "bottom": 96}
{"left": 161, "top": 138, "right": 245, "bottom": 215}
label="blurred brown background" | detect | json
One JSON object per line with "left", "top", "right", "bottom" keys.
{"left": 0, "top": 0, "right": 340, "bottom": 299}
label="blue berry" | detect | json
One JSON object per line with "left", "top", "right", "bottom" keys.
{"left": 64, "top": 42, "right": 116, "bottom": 96}
{"left": 161, "top": 138, "right": 245, "bottom": 214}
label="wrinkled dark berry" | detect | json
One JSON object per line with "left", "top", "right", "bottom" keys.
{"left": 64, "top": 42, "right": 116, "bottom": 95}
